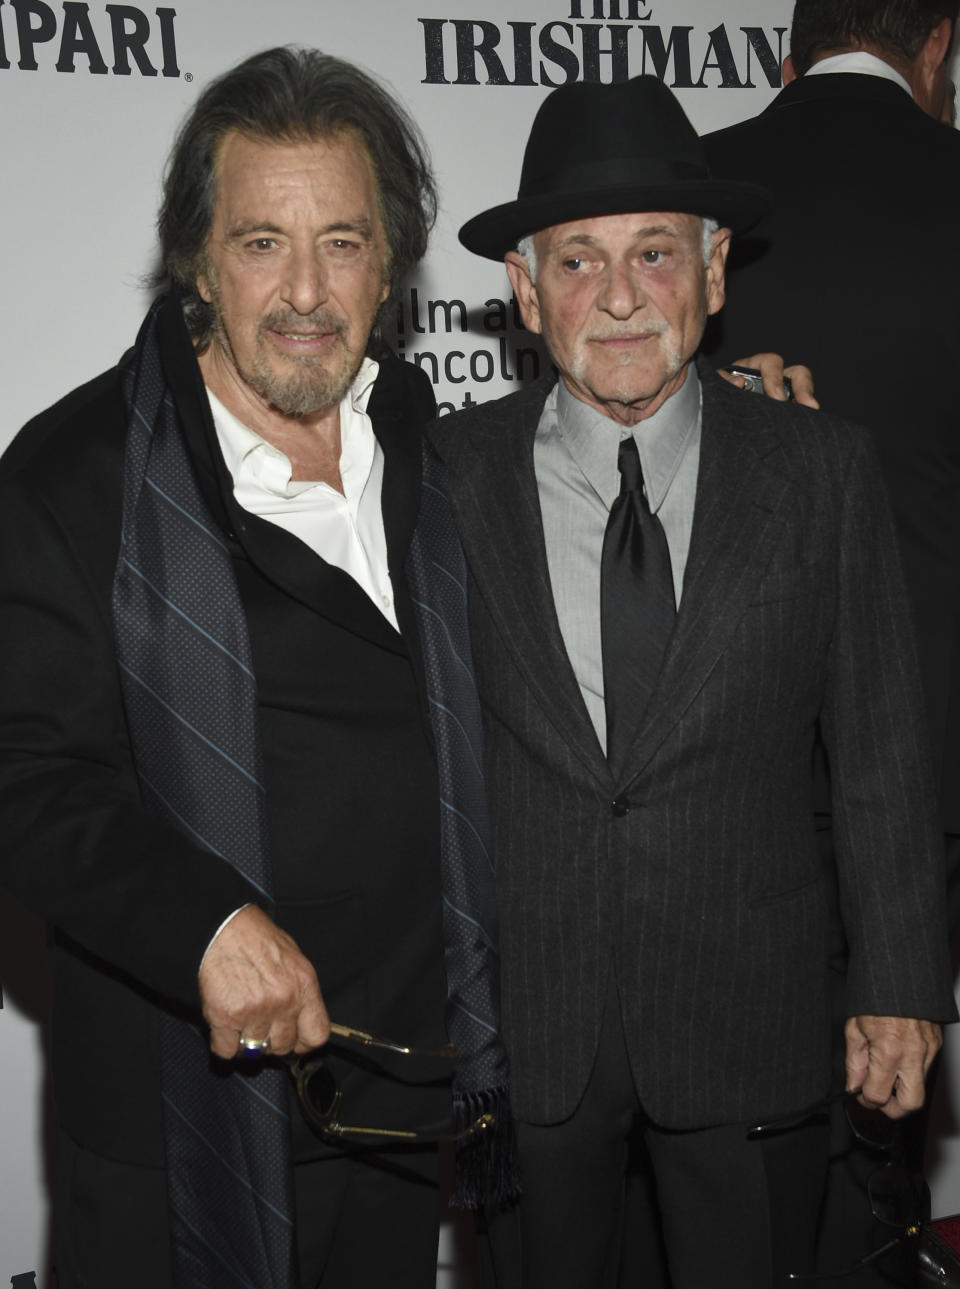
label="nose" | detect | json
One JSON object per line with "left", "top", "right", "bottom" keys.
{"left": 596, "top": 259, "right": 645, "bottom": 319}
{"left": 281, "top": 245, "right": 328, "bottom": 315}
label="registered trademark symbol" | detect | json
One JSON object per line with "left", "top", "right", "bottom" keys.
{"left": 184, "top": 71, "right": 193, "bottom": 82}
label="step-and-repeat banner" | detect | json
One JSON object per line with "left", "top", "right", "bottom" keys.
{"left": 2, "top": 2, "right": 959, "bottom": 1283}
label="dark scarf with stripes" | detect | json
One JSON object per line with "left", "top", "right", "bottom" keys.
{"left": 112, "top": 296, "right": 517, "bottom": 1287}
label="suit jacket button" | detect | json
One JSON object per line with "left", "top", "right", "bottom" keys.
{"left": 611, "top": 796, "right": 631, "bottom": 818}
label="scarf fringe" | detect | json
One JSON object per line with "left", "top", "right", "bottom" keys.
{"left": 451, "top": 1086, "right": 522, "bottom": 1211}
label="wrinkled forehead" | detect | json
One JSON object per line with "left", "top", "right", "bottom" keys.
{"left": 209, "top": 125, "right": 378, "bottom": 210}
{"left": 215, "top": 122, "right": 370, "bottom": 166}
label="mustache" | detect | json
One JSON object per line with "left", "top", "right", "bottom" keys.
{"left": 260, "top": 308, "right": 347, "bottom": 337}
{"left": 587, "top": 321, "right": 667, "bottom": 342}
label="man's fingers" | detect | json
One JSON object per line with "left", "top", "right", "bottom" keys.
{"left": 858, "top": 1055, "right": 905, "bottom": 1114}
{"left": 922, "top": 1020, "right": 944, "bottom": 1076}
{"left": 199, "top": 904, "right": 331, "bottom": 1058}
{"left": 731, "top": 351, "right": 790, "bottom": 400}
{"left": 210, "top": 1022, "right": 247, "bottom": 1061}
{"left": 783, "top": 364, "right": 820, "bottom": 409}
{"left": 844, "top": 1015, "right": 869, "bottom": 1092}
{"left": 719, "top": 356, "right": 820, "bottom": 409}
{"left": 845, "top": 1014, "right": 942, "bottom": 1119}
{"left": 294, "top": 990, "right": 333, "bottom": 1054}
{"left": 262, "top": 1012, "right": 302, "bottom": 1058}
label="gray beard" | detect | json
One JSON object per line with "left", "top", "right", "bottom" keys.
{"left": 207, "top": 287, "right": 360, "bottom": 418}
{"left": 245, "top": 341, "right": 359, "bottom": 418}
{"left": 569, "top": 333, "right": 683, "bottom": 408}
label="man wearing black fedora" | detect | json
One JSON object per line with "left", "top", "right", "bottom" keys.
{"left": 428, "top": 75, "right": 955, "bottom": 1288}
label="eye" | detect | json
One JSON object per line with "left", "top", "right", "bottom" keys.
{"left": 561, "top": 257, "right": 585, "bottom": 272}
{"left": 641, "top": 249, "right": 666, "bottom": 265}
{"left": 247, "top": 237, "right": 278, "bottom": 252}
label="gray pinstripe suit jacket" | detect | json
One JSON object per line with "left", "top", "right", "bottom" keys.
{"left": 428, "top": 356, "right": 957, "bottom": 1131}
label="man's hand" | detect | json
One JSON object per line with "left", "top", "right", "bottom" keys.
{"left": 719, "top": 352, "right": 820, "bottom": 409}
{"left": 845, "top": 1014, "right": 942, "bottom": 1118}
{"left": 198, "top": 904, "right": 330, "bottom": 1059}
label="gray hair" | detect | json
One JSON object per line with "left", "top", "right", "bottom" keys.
{"left": 516, "top": 233, "right": 537, "bottom": 279}
{"left": 701, "top": 217, "right": 720, "bottom": 261}
{"left": 155, "top": 46, "right": 437, "bottom": 346}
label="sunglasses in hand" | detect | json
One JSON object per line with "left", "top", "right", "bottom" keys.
{"left": 284, "top": 1020, "right": 493, "bottom": 1145}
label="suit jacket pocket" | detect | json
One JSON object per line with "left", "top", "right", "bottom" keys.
{"left": 748, "top": 869, "right": 824, "bottom": 909}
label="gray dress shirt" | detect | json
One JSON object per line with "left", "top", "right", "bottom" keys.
{"left": 534, "top": 367, "right": 702, "bottom": 750}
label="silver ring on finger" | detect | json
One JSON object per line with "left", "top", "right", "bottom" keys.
{"left": 238, "top": 1034, "right": 271, "bottom": 1060}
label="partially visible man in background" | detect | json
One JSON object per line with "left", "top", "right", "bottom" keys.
{"left": 705, "top": 3, "right": 960, "bottom": 1283}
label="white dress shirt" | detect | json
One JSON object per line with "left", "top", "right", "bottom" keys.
{"left": 207, "top": 356, "right": 399, "bottom": 631}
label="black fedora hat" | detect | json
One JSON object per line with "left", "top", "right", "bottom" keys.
{"left": 459, "top": 76, "right": 770, "bottom": 261}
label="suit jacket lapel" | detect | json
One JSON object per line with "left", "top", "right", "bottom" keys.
{"left": 621, "top": 362, "right": 795, "bottom": 779}
{"left": 430, "top": 380, "right": 611, "bottom": 786}
{"left": 369, "top": 361, "right": 430, "bottom": 690}
{"left": 432, "top": 362, "right": 797, "bottom": 788}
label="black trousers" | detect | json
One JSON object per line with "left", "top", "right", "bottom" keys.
{"left": 481, "top": 980, "right": 828, "bottom": 1289}
{"left": 53, "top": 1129, "right": 441, "bottom": 1289}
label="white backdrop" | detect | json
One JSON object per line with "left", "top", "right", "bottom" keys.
{"left": 2, "top": 2, "right": 959, "bottom": 1283}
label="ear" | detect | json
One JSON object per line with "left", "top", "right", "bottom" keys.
{"left": 912, "top": 17, "right": 954, "bottom": 116}
{"left": 705, "top": 227, "right": 731, "bottom": 317}
{"left": 196, "top": 258, "right": 213, "bottom": 305}
{"left": 926, "top": 16, "right": 953, "bottom": 70}
{"left": 505, "top": 251, "right": 543, "bottom": 335}
{"left": 781, "top": 53, "right": 797, "bottom": 85}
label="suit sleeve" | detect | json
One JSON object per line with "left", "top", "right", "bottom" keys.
{"left": 820, "top": 428, "right": 956, "bottom": 1023}
{"left": 0, "top": 470, "right": 259, "bottom": 1010}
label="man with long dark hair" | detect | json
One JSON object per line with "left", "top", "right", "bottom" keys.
{"left": 0, "top": 47, "right": 510, "bottom": 1289}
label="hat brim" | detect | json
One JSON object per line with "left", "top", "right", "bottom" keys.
{"left": 459, "top": 179, "right": 771, "bottom": 261}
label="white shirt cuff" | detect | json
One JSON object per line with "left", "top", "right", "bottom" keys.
{"left": 198, "top": 903, "right": 252, "bottom": 975}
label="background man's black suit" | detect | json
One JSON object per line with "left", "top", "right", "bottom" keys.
{"left": 705, "top": 68, "right": 960, "bottom": 1286}
{"left": 704, "top": 72, "right": 960, "bottom": 841}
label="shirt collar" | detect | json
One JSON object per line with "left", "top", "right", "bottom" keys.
{"left": 556, "top": 363, "right": 701, "bottom": 513}
{"left": 350, "top": 356, "right": 379, "bottom": 414}
{"left": 805, "top": 51, "right": 913, "bottom": 99}
{"left": 206, "top": 356, "right": 380, "bottom": 495}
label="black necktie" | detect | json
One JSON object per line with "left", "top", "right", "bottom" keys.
{"left": 601, "top": 436, "right": 676, "bottom": 775}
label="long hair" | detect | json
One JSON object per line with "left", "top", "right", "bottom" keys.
{"left": 156, "top": 46, "right": 437, "bottom": 344}
{"left": 790, "top": 0, "right": 958, "bottom": 76}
